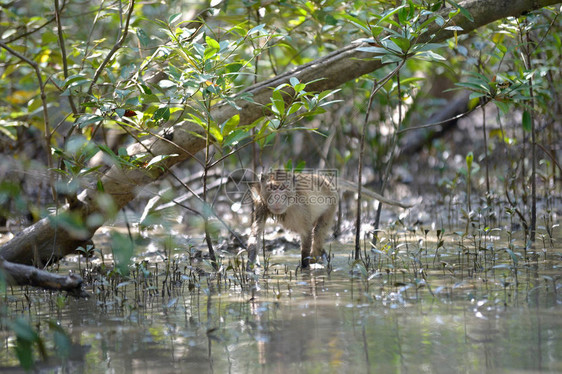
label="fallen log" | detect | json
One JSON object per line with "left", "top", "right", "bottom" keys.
{"left": 0, "top": 257, "right": 88, "bottom": 297}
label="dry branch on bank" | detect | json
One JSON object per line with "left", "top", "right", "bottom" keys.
{"left": 0, "top": 0, "right": 559, "bottom": 266}
{"left": 0, "top": 257, "right": 87, "bottom": 297}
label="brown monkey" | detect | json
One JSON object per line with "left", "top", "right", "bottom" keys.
{"left": 246, "top": 170, "right": 411, "bottom": 269}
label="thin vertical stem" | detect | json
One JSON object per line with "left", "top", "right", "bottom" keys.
{"left": 203, "top": 97, "right": 218, "bottom": 270}
{"left": 481, "top": 103, "right": 490, "bottom": 194}
{"left": 354, "top": 61, "right": 405, "bottom": 260}
{"left": 54, "top": 0, "right": 77, "bottom": 115}
{"left": 374, "top": 70, "right": 402, "bottom": 232}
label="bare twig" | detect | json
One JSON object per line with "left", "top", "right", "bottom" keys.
{"left": 2, "top": 18, "right": 55, "bottom": 44}
{"left": 86, "top": 0, "right": 135, "bottom": 97}
{"left": 536, "top": 142, "right": 562, "bottom": 173}
{"left": 55, "top": 0, "right": 78, "bottom": 115}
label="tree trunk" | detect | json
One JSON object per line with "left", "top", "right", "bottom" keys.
{"left": 0, "top": 0, "right": 558, "bottom": 265}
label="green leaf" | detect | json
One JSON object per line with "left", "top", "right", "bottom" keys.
{"left": 505, "top": 248, "right": 519, "bottom": 266}
{"left": 338, "top": 14, "right": 371, "bottom": 34}
{"left": 287, "top": 102, "right": 303, "bottom": 116}
{"left": 248, "top": 24, "right": 266, "bottom": 35}
{"left": 208, "top": 123, "right": 223, "bottom": 143}
{"left": 522, "top": 110, "right": 531, "bottom": 132}
{"left": 494, "top": 100, "right": 510, "bottom": 115}
{"left": 271, "top": 89, "right": 285, "bottom": 116}
{"left": 204, "top": 36, "right": 220, "bottom": 59}
{"left": 377, "top": 5, "right": 407, "bottom": 27}
{"left": 146, "top": 154, "right": 178, "bottom": 168}
{"left": 187, "top": 113, "right": 205, "bottom": 126}
{"left": 41, "top": 30, "right": 58, "bottom": 44}
{"left": 152, "top": 107, "right": 170, "bottom": 122}
{"left": 136, "top": 28, "right": 150, "bottom": 47}
{"left": 140, "top": 84, "right": 152, "bottom": 95}
{"left": 2, "top": 28, "right": 17, "bottom": 39}
{"left": 50, "top": 323, "right": 71, "bottom": 359}
{"left": 356, "top": 46, "right": 388, "bottom": 55}
{"left": 399, "top": 77, "right": 426, "bottom": 86}
{"left": 416, "top": 50, "right": 446, "bottom": 61}
{"left": 466, "top": 152, "right": 473, "bottom": 170}
{"left": 168, "top": 13, "right": 182, "bottom": 24}
{"left": 455, "top": 81, "right": 489, "bottom": 94}
{"left": 445, "top": 26, "right": 463, "bottom": 31}
{"left": 294, "top": 83, "right": 306, "bottom": 93}
{"left": 111, "top": 232, "right": 134, "bottom": 275}
{"left": 317, "top": 89, "right": 340, "bottom": 101}
{"left": 284, "top": 159, "right": 293, "bottom": 170}
{"left": 391, "top": 37, "right": 410, "bottom": 52}
{"left": 206, "top": 36, "right": 220, "bottom": 50}
{"left": 382, "top": 39, "right": 402, "bottom": 53}
{"left": 77, "top": 114, "right": 104, "bottom": 128}
{"left": 221, "top": 114, "right": 240, "bottom": 136}
{"left": 381, "top": 54, "right": 403, "bottom": 64}
{"left": 469, "top": 91, "right": 487, "bottom": 100}
{"left": 62, "top": 74, "right": 88, "bottom": 89}
{"left": 398, "top": 7, "right": 408, "bottom": 24}
{"left": 15, "top": 339, "right": 34, "bottom": 370}
{"left": 223, "top": 129, "right": 250, "bottom": 147}
{"left": 8, "top": 318, "right": 39, "bottom": 342}
{"left": 446, "top": 0, "right": 474, "bottom": 22}
{"left": 412, "top": 43, "right": 447, "bottom": 52}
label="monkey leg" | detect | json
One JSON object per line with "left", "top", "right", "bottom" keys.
{"left": 300, "top": 233, "right": 313, "bottom": 268}
{"left": 310, "top": 206, "right": 336, "bottom": 263}
{"left": 246, "top": 214, "right": 265, "bottom": 270}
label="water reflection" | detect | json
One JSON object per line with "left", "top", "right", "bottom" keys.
{"left": 1, "top": 252, "right": 561, "bottom": 373}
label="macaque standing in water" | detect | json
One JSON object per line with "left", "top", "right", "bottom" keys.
{"left": 246, "top": 170, "right": 412, "bottom": 270}
{"left": 247, "top": 170, "right": 338, "bottom": 269}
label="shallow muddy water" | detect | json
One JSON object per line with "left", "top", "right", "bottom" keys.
{"left": 1, "top": 230, "right": 561, "bottom": 373}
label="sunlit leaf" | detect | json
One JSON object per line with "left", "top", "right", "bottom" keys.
{"left": 466, "top": 152, "right": 473, "bottom": 170}
{"left": 357, "top": 46, "right": 388, "bottom": 54}
{"left": 248, "top": 24, "right": 266, "bottom": 35}
{"left": 416, "top": 50, "right": 446, "bottom": 61}
{"left": 446, "top": 0, "right": 474, "bottom": 21}
{"left": 168, "top": 13, "right": 182, "bottom": 24}
{"left": 208, "top": 123, "right": 223, "bottom": 143}
{"left": 146, "top": 154, "right": 178, "bottom": 168}
{"left": 221, "top": 114, "right": 240, "bottom": 136}
{"left": 271, "top": 89, "right": 285, "bottom": 115}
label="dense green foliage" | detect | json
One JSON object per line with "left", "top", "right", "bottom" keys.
{"left": 0, "top": 1, "right": 560, "bottom": 223}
